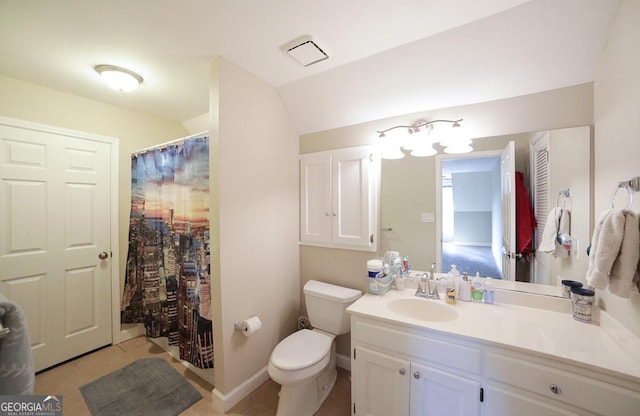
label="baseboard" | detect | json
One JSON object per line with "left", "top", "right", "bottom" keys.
{"left": 211, "top": 353, "right": 351, "bottom": 412}
{"left": 118, "top": 323, "right": 144, "bottom": 343}
{"left": 212, "top": 366, "right": 270, "bottom": 412}
{"left": 336, "top": 352, "right": 351, "bottom": 372}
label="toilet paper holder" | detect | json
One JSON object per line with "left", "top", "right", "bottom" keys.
{"left": 234, "top": 315, "right": 259, "bottom": 331}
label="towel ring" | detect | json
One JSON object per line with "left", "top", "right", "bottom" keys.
{"left": 611, "top": 184, "right": 634, "bottom": 209}
{"left": 556, "top": 189, "right": 571, "bottom": 210}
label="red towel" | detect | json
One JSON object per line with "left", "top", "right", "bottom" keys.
{"left": 515, "top": 171, "right": 537, "bottom": 259}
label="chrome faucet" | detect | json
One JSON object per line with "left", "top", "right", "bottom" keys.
{"left": 415, "top": 273, "right": 427, "bottom": 297}
{"left": 415, "top": 262, "right": 439, "bottom": 299}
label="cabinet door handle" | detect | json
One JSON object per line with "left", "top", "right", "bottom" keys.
{"left": 413, "top": 371, "right": 421, "bottom": 379}
{"left": 549, "top": 384, "right": 561, "bottom": 395}
{"left": 399, "top": 368, "right": 406, "bottom": 376}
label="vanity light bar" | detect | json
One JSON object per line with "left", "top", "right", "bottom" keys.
{"left": 376, "top": 119, "right": 463, "bottom": 137}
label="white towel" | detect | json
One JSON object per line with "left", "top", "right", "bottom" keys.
{"left": 539, "top": 207, "right": 562, "bottom": 254}
{"left": 539, "top": 207, "right": 571, "bottom": 258}
{"left": 609, "top": 211, "right": 640, "bottom": 298}
{"left": 0, "top": 295, "right": 35, "bottom": 395}
{"left": 586, "top": 209, "right": 625, "bottom": 290}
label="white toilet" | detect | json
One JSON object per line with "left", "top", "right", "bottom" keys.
{"left": 268, "top": 280, "right": 362, "bottom": 416}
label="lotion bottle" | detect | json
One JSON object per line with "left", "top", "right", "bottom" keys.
{"left": 458, "top": 273, "right": 472, "bottom": 302}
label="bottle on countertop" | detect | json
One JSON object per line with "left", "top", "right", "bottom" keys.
{"left": 448, "top": 264, "right": 461, "bottom": 294}
{"left": 401, "top": 256, "right": 410, "bottom": 277}
{"left": 446, "top": 275, "right": 457, "bottom": 304}
{"left": 390, "top": 256, "right": 402, "bottom": 278}
{"left": 458, "top": 273, "right": 472, "bottom": 302}
{"left": 484, "top": 277, "right": 494, "bottom": 304}
{"left": 448, "top": 264, "right": 461, "bottom": 278}
{"left": 471, "top": 271, "right": 484, "bottom": 302}
{"left": 367, "top": 259, "right": 384, "bottom": 278}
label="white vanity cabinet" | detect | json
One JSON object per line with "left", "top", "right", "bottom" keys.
{"left": 350, "top": 314, "right": 640, "bottom": 416}
{"left": 483, "top": 348, "right": 640, "bottom": 416}
{"left": 300, "top": 146, "right": 379, "bottom": 251}
{"left": 351, "top": 317, "right": 482, "bottom": 416}
{"left": 352, "top": 346, "right": 410, "bottom": 416}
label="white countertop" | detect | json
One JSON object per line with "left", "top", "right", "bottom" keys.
{"left": 347, "top": 286, "right": 640, "bottom": 383}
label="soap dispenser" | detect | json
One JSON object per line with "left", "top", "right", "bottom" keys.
{"left": 448, "top": 264, "right": 461, "bottom": 278}
{"left": 448, "top": 264, "right": 461, "bottom": 295}
{"left": 471, "top": 272, "right": 484, "bottom": 302}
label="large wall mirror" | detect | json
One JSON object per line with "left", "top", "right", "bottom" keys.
{"left": 380, "top": 126, "right": 592, "bottom": 292}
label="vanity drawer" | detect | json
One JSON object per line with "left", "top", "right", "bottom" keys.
{"left": 485, "top": 351, "right": 640, "bottom": 416}
{"left": 354, "top": 320, "right": 481, "bottom": 374}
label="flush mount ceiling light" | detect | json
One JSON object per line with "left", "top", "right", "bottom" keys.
{"left": 377, "top": 119, "right": 471, "bottom": 159}
{"left": 283, "top": 36, "right": 329, "bottom": 67}
{"left": 95, "top": 64, "right": 143, "bottom": 92}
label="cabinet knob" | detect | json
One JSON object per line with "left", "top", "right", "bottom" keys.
{"left": 324, "top": 212, "right": 330, "bottom": 217}
{"left": 399, "top": 368, "right": 406, "bottom": 376}
{"left": 549, "top": 384, "right": 561, "bottom": 395}
{"left": 413, "top": 371, "right": 421, "bottom": 380}
{"left": 332, "top": 211, "right": 337, "bottom": 216}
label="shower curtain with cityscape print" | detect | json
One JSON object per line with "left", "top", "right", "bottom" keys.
{"left": 121, "top": 135, "right": 213, "bottom": 369}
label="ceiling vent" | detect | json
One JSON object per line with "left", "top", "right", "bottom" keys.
{"left": 283, "top": 36, "right": 328, "bottom": 67}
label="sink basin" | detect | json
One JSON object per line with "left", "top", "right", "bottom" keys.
{"left": 386, "top": 298, "right": 458, "bottom": 322}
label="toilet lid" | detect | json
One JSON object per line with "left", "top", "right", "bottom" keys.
{"left": 271, "top": 329, "right": 332, "bottom": 371}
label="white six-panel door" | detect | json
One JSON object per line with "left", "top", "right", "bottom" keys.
{"left": 0, "top": 119, "right": 113, "bottom": 371}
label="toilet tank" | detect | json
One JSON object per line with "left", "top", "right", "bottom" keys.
{"left": 304, "top": 280, "right": 362, "bottom": 335}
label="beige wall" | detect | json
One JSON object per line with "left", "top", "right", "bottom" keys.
{"left": 546, "top": 126, "right": 592, "bottom": 286}
{"left": 211, "top": 58, "right": 300, "bottom": 394}
{"left": 594, "top": 0, "right": 640, "bottom": 337}
{"left": 0, "top": 73, "right": 188, "bottom": 294}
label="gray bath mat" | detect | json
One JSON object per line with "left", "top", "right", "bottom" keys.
{"left": 80, "top": 357, "right": 202, "bottom": 416}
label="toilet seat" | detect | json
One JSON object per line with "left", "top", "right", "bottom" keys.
{"left": 268, "top": 329, "right": 334, "bottom": 385}
{"left": 270, "top": 329, "right": 332, "bottom": 370}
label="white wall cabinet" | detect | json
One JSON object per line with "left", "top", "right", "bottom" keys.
{"left": 351, "top": 315, "right": 640, "bottom": 416}
{"left": 300, "top": 146, "right": 379, "bottom": 251}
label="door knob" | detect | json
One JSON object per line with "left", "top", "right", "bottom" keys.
{"left": 98, "top": 251, "right": 109, "bottom": 260}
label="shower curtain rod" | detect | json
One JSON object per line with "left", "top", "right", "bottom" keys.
{"left": 131, "top": 130, "right": 208, "bottom": 155}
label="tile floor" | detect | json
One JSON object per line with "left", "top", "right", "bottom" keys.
{"left": 34, "top": 337, "right": 351, "bottom": 415}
